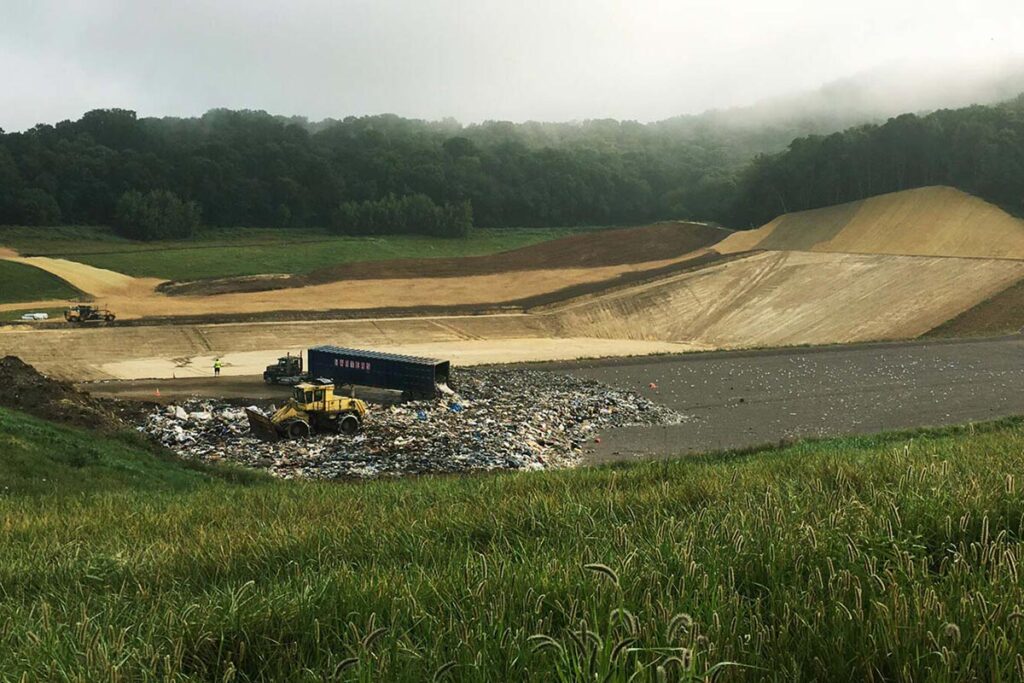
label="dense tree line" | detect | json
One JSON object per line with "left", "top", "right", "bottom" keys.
{"left": 0, "top": 96, "right": 1021, "bottom": 238}
{"left": 0, "top": 107, "right": 817, "bottom": 236}
{"left": 332, "top": 194, "right": 472, "bottom": 238}
{"left": 730, "top": 95, "right": 1024, "bottom": 226}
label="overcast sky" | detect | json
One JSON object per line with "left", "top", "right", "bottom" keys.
{"left": 1, "top": 0, "right": 1022, "bottom": 131}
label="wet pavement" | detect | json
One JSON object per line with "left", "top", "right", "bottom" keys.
{"left": 539, "top": 336, "right": 1024, "bottom": 462}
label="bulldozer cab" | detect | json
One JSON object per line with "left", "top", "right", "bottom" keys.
{"left": 247, "top": 381, "right": 367, "bottom": 441}
{"left": 291, "top": 382, "right": 364, "bottom": 416}
{"left": 293, "top": 383, "right": 329, "bottom": 409}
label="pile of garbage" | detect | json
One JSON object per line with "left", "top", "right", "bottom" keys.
{"left": 139, "top": 369, "right": 685, "bottom": 479}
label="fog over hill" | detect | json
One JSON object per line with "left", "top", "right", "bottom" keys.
{"left": 658, "top": 57, "right": 1024, "bottom": 135}
{"left": 2, "top": 0, "right": 1022, "bottom": 130}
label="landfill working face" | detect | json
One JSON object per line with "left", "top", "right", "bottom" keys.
{"left": 140, "top": 369, "right": 686, "bottom": 478}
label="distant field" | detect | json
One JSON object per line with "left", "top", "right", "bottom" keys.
{"left": 0, "top": 226, "right": 602, "bottom": 280}
{"left": 0, "top": 259, "right": 81, "bottom": 304}
{"left": 3, "top": 405, "right": 1024, "bottom": 680}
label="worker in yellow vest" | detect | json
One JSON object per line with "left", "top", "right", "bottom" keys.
{"left": 214, "top": 358, "right": 222, "bottom": 377}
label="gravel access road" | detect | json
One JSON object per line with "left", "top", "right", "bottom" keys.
{"left": 540, "top": 335, "right": 1024, "bottom": 462}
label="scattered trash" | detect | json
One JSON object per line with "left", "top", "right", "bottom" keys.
{"left": 139, "top": 369, "right": 687, "bottom": 480}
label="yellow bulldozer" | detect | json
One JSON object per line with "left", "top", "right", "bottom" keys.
{"left": 246, "top": 381, "right": 368, "bottom": 441}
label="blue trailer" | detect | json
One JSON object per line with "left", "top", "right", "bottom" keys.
{"left": 306, "top": 345, "right": 452, "bottom": 399}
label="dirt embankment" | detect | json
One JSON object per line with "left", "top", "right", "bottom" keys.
{"left": 0, "top": 356, "right": 142, "bottom": 430}
{"left": 159, "top": 222, "right": 732, "bottom": 296}
{"left": 546, "top": 250, "right": 1024, "bottom": 348}
{"left": 924, "top": 278, "right": 1024, "bottom": 339}
{"left": 718, "top": 186, "right": 1024, "bottom": 259}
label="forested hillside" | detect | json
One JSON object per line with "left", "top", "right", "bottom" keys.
{"left": 1, "top": 93, "right": 1022, "bottom": 237}
{"left": 732, "top": 95, "right": 1024, "bottom": 225}
{"left": 0, "top": 106, "right": 855, "bottom": 236}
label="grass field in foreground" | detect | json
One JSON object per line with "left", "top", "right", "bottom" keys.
{"left": 2, "top": 407, "right": 1024, "bottom": 681}
{"left": 0, "top": 259, "right": 81, "bottom": 304}
{"left": 0, "top": 225, "right": 600, "bottom": 280}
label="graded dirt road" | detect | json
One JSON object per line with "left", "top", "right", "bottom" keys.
{"left": 0, "top": 223, "right": 730, "bottom": 320}
{"left": 544, "top": 335, "right": 1024, "bottom": 462}
{"left": 0, "top": 314, "right": 702, "bottom": 381}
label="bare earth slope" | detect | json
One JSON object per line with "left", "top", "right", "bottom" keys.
{"left": 925, "top": 278, "right": 1024, "bottom": 339}
{"left": 718, "top": 186, "right": 1024, "bottom": 258}
{"left": 546, "top": 250, "right": 1024, "bottom": 348}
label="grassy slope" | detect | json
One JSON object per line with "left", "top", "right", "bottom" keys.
{"left": 2, "top": 410, "right": 1024, "bottom": 680}
{"left": 0, "top": 260, "right": 81, "bottom": 304}
{"left": 0, "top": 226, "right": 600, "bottom": 280}
{"left": 0, "top": 408, "right": 260, "bottom": 495}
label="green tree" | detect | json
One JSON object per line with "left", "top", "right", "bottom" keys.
{"left": 113, "top": 190, "right": 201, "bottom": 241}
{"left": 14, "top": 188, "right": 62, "bottom": 226}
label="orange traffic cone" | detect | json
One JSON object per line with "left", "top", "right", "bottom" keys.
{"left": 154, "top": 388, "right": 161, "bottom": 398}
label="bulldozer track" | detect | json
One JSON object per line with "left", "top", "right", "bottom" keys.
{"left": 431, "top": 320, "right": 485, "bottom": 341}
{"left": 180, "top": 326, "right": 213, "bottom": 354}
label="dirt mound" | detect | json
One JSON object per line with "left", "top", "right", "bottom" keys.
{"left": 161, "top": 222, "right": 732, "bottom": 296}
{"left": 0, "top": 356, "right": 136, "bottom": 430}
{"left": 718, "top": 186, "right": 1024, "bottom": 259}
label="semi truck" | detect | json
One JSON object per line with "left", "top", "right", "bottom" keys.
{"left": 262, "top": 353, "right": 304, "bottom": 384}
{"left": 306, "top": 345, "right": 452, "bottom": 400}
{"left": 247, "top": 346, "right": 452, "bottom": 440}
{"left": 262, "top": 347, "right": 452, "bottom": 398}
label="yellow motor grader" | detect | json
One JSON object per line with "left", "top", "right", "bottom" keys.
{"left": 246, "top": 380, "right": 367, "bottom": 441}
{"left": 64, "top": 303, "right": 115, "bottom": 324}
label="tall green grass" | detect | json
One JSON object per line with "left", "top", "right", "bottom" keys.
{"left": 0, "top": 226, "right": 600, "bottom": 280}
{"left": 0, "top": 408, "right": 261, "bottom": 495}
{"left": 2, "top": 409, "right": 1024, "bottom": 680}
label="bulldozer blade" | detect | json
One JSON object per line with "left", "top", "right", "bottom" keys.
{"left": 246, "top": 408, "right": 282, "bottom": 442}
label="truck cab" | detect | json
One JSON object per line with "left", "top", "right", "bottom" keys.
{"left": 263, "top": 353, "right": 304, "bottom": 384}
